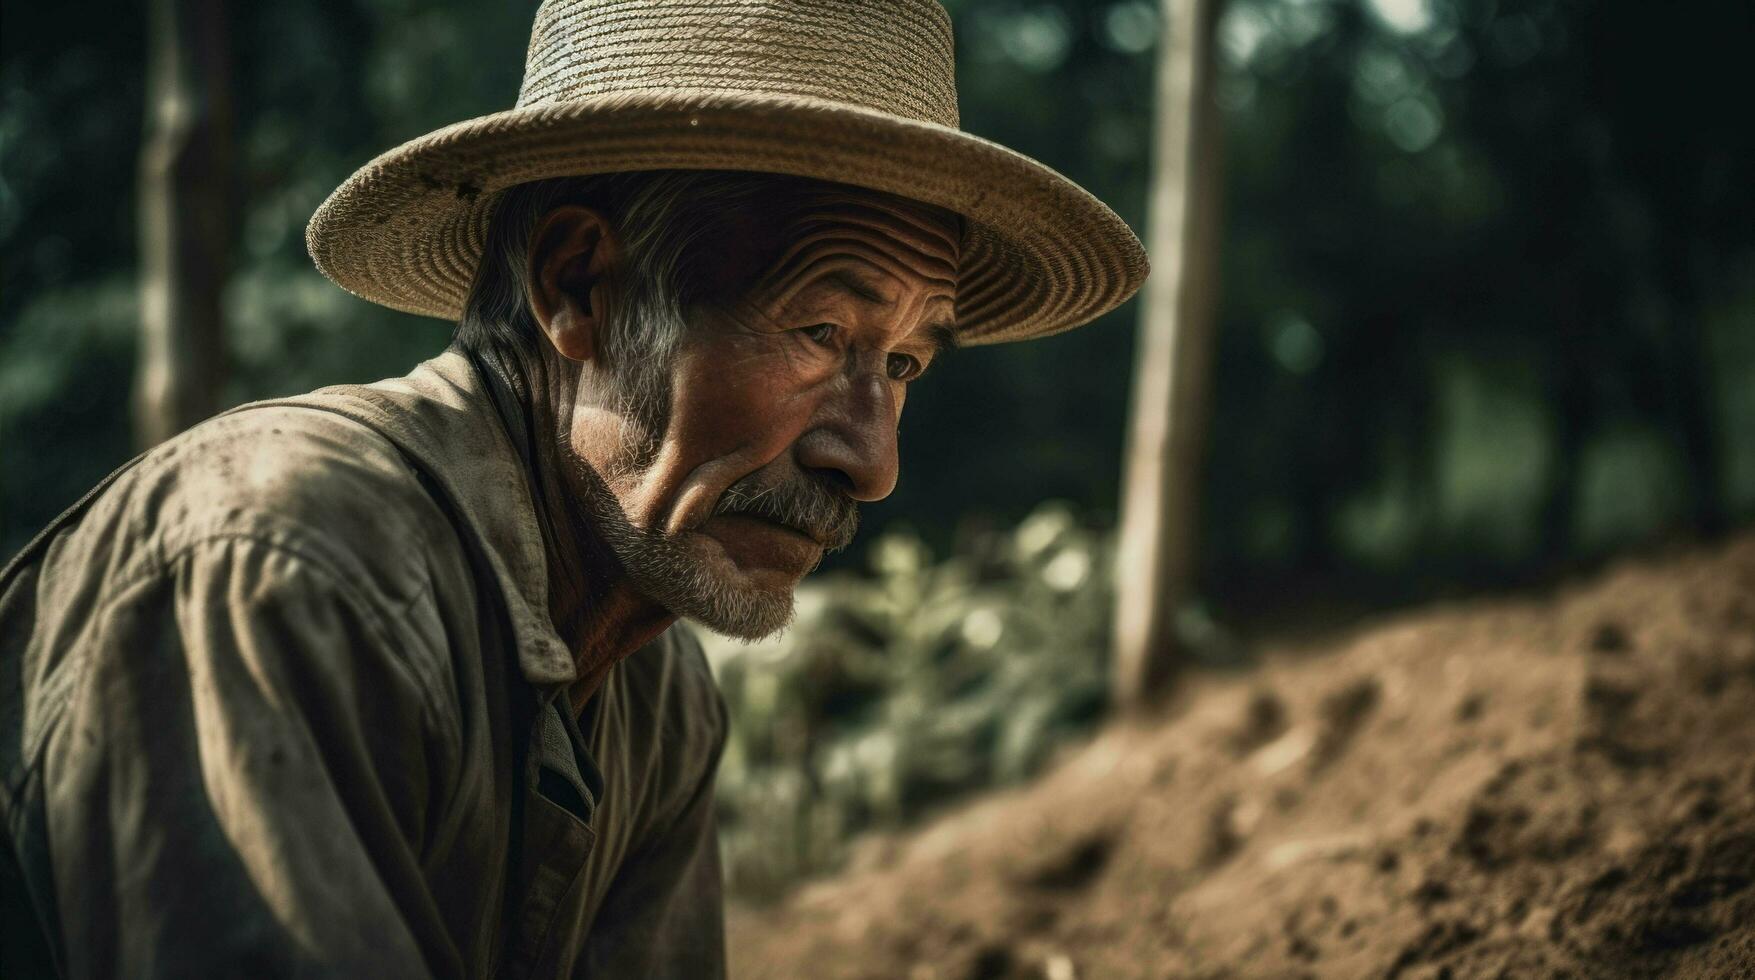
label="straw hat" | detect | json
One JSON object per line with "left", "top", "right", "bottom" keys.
{"left": 306, "top": 0, "right": 1148, "bottom": 346}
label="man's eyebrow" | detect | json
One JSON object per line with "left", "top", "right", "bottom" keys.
{"left": 924, "top": 322, "right": 960, "bottom": 360}
{"left": 813, "top": 269, "right": 959, "bottom": 359}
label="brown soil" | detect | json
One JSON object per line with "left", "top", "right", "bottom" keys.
{"left": 727, "top": 536, "right": 1755, "bottom": 979}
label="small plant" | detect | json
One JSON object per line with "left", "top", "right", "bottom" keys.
{"left": 705, "top": 501, "right": 1115, "bottom": 900}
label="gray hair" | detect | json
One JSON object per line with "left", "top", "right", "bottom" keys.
{"left": 456, "top": 169, "right": 809, "bottom": 423}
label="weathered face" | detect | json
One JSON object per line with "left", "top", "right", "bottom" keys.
{"left": 570, "top": 189, "right": 959, "bottom": 638}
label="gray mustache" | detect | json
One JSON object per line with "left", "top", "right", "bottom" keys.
{"left": 714, "top": 474, "right": 859, "bottom": 552}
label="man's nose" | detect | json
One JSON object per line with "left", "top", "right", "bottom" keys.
{"left": 794, "top": 371, "right": 900, "bottom": 502}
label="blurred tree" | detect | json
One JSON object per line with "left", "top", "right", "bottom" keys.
{"left": 135, "top": 0, "right": 234, "bottom": 446}
{"left": 4, "top": 0, "right": 1751, "bottom": 605}
{"left": 1113, "top": 0, "right": 1225, "bottom": 708}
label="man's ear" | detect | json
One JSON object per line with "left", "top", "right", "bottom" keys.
{"left": 526, "top": 204, "right": 623, "bottom": 363}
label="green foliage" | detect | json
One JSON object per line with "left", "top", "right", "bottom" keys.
{"left": 1199, "top": 0, "right": 1755, "bottom": 591}
{"left": 706, "top": 502, "right": 1113, "bottom": 899}
{"left": 3, "top": 0, "right": 1752, "bottom": 594}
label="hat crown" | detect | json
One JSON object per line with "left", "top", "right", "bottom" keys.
{"left": 517, "top": 0, "right": 960, "bottom": 127}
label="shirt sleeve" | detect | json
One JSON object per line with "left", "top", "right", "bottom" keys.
{"left": 40, "top": 534, "right": 454, "bottom": 979}
{"left": 575, "top": 682, "right": 729, "bottom": 980}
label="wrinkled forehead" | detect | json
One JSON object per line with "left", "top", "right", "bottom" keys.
{"left": 702, "top": 184, "right": 962, "bottom": 303}
{"left": 774, "top": 190, "right": 962, "bottom": 266}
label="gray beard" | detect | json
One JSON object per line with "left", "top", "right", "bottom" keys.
{"left": 587, "top": 492, "right": 801, "bottom": 641}
{"left": 573, "top": 410, "right": 799, "bottom": 641}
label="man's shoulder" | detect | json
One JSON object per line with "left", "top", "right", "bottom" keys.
{"left": 53, "top": 401, "right": 458, "bottom": 611}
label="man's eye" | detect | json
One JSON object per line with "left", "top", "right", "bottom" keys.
{"left": 802, "top": 323, "right": 836, "bottom": 346}
{"left": 886, "top": 353, "right": 923, "bottom": 381}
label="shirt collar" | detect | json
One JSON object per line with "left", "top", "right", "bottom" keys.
{"left": 356, "top": 349, "right": 579, "bottom": 685}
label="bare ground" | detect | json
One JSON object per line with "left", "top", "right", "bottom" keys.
{"left": 728, "top": 536, "right": 1755, "bottom": 979}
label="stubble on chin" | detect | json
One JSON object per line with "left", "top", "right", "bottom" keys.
{"left": 603, "top": 512, "right": 800, "bottom": 640}
{"left": 571, "top": 451, "right": 799, "bottom": 641}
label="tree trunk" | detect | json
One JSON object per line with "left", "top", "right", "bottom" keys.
{"left": 136, "top": 0, "right": 233, "bottom": 448}
{"left": 1111, "top": 0, "right": 1226, "bottom": 710}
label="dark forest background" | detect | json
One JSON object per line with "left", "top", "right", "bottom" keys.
{"left": 4, "top": 0, "right": 1752, "bottom": 616}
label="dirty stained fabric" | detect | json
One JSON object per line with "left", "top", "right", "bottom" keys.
{"left": 0, "top": 350, "right": 729, "bottom": 978}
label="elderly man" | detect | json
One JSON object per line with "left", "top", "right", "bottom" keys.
{"left": 0, "top": 1, "right": 1144, "bottom": 977}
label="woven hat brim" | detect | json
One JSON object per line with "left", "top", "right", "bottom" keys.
{"left": 307, "top": 90, "right": 1148, "bottom": 346}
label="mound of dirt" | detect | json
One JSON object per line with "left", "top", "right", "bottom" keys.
{"left": 727, "top": 536, "right": 1755, "bottom": 979}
